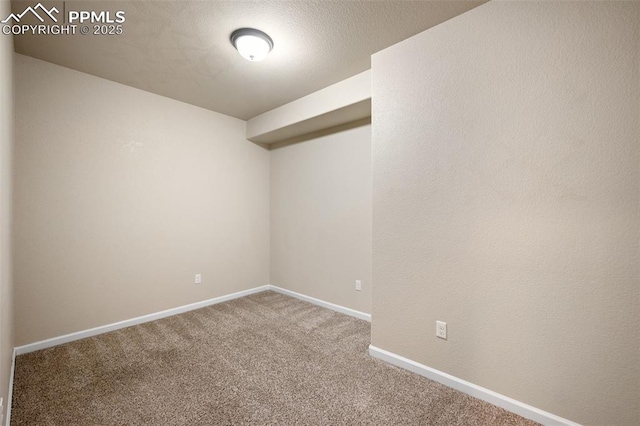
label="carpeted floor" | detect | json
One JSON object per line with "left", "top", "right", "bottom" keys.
{"left": 11, "top": 291, "right": 538, "bottom": 425}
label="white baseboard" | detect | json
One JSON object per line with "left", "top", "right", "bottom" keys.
{"left": 14, "top": 285, "right": 271, "bottom": 356}
{"left": 369, "top": 345, "right": 581, "bottom": 426}
{"left": 14, "top": 285, "right": 369, "bottom": 356}
{"left": 268, "top": 285, "right": 371, "bottom": 322}
{"left": 5, "top": 347, "right": 16, "bottom": 426}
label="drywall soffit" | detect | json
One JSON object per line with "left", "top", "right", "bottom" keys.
{"left": 247, "top": 70, "right": 371, "bottom": 144}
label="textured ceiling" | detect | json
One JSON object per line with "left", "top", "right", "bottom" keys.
{"left": 11, "top": 0, "right": 484, "bottom": 120}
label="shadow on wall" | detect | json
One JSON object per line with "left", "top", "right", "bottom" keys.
{"left": 270, "top": 117, "right": 371, "bottom": 151}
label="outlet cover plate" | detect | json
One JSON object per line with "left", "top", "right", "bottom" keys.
{"left": 436, "top": 321, "right": 447, "bottom": 339}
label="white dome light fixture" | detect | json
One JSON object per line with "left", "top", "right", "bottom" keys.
{"left": 230, "top": 28, "right": 274, "bottom": 62}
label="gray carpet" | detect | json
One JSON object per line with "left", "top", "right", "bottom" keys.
{"left": 11, "top": 291, "right": 538, "bottom": 425}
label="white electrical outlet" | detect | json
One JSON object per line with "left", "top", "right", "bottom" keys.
{"left": 195, "top": 274, "right": 201, "bottom": 284}
{"left": 355, "top": 280, "right": 362, "bottom": 291}
{"left": 436, "top": 321, "right": 447, "bottom": 339}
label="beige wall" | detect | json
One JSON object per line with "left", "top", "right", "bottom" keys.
{"left": 270, "top": 123, "right": 372, "bottom": 314}
{"left": 371, "top": 2, "right": 639, "bottom": 425}
{"left": 0, "top": 0, "right": 14, "bottom": 414}
{"left": 14, "top": 54, "right": 270, "bottom": 346}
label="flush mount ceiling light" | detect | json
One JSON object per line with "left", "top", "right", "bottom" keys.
{"left": 230, "top": 28, "right": 274, "bottom": 62}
